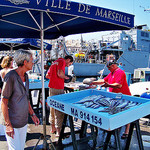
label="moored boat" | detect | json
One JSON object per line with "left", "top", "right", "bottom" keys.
{"left": 72, "top": 25, "right": 150, "bottom": 77}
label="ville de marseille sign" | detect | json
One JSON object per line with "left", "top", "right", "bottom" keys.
{"left": 4, "top": 0, "right": 134, "bottom": 28}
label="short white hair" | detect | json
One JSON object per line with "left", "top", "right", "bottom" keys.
{"left": 14, "top": 49, "right": 32, "bottom": 67}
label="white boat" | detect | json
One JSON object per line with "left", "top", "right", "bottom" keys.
{"left": 129, "top": 67, "right": 150, "bottom": 97}
{"left": 129, "top": 81, "right": 150, "bottom": 97}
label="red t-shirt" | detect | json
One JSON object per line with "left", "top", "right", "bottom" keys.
{"left": 47, "top": 58, "right": 66, "bottom": 89}
{"left": 104, "top": 68, "right": 131, "bottom": 95}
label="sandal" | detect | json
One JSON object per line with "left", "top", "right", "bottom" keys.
{"left": 121, "top": 133, "right": 128, "bottom": 139}
{"left": 50, "top": 125, "right": 56, "bottom": 134}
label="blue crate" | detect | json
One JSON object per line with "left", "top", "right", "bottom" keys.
{"left": 47, "top": 89, "right": 150, "bottom": 131}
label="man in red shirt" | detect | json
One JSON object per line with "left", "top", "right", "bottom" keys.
{"left": 91, "top": 60, "right": 131, "bottom": 139}
{"left": 46, "top": 55, "right": 73, "bottom": 137}
{"left": 104, "top": 63, "right": 131, "bottom": 95}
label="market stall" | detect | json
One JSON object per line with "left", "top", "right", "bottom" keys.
{"left": 0, "top": 0, "right": 134, "bottom": 149}
{"left": 47, "top": 89, "right": 150, "bottom": 149}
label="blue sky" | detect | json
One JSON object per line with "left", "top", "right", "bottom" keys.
{"left": 65, "top": 0, "right": 150, "bottom": 41}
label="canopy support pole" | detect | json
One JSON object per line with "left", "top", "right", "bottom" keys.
{"left": 33, "top": 12, "right": 55, "bottom": 150}
{"left": 33, "top": 12, "right": 56, "bottom": 150}
{"left": 40, "top": 11, "right": 56, "bottom": 150}
{"left": 40, "top": 12, "right": 47, "bottom": 149}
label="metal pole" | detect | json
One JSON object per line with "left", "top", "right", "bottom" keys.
{"left": 40, "top": 12, "right": 47, "bottom": 149}
{"left": 10, "top": 46, "right": 13, "bottom": 56}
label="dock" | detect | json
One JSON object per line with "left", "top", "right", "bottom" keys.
{"left": 0, "top": 109, "right": 150, "bottom": 150}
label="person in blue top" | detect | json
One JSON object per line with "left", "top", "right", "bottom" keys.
{"left": 118, "top": 62, "right": 125, "bottom": 72}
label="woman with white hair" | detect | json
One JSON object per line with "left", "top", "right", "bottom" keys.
{"left": 0, "top": 49, "right": 40, "bottom": 150}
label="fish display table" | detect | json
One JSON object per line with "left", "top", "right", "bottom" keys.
{"left": 29, "top": 81, "right": 49, "bottom": 90}
{"left": 64, "top": 82, "right": 89, "bottom": 91}
{"left": 47, "top": 89, "right": 150, "bottom": 149}
{"left": 29, "top": 81, "right": 49, "bottom": 110}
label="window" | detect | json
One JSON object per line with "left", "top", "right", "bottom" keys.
{"left": 141, "top": 31, "right": 149, "bottom": 38}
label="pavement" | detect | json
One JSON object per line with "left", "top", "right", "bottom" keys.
{"left": 0, "top": 111, "right": 150, "bottom": 150}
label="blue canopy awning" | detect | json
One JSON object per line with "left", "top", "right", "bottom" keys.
{"left": 0, "top": 0, "right": 134, "bottom": 39}
{"left": 0, "top": 1, "right": 134, "bottom": 148}
{"left": 0, "top": 38, "right": 52, "bottom": 50}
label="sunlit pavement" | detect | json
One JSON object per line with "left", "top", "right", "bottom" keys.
{"left": 0, "top": 112, "right": 150, "bottom": 150}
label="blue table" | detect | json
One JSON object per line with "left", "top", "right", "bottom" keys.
{"left": 47, "top": 89, "right": 150, "bottom": 150}
{"left": 29, "top": 81, "right": 49, "bottom": 111}
{"left": 29, "top": 81, "right": 75, "bottom": 111}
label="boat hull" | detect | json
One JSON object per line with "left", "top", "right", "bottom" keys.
{"left": 72, "top": 50, "right": 149, "bottom": 77}
{"left": 73, "top": 63, "right": 105, "bottom": 77}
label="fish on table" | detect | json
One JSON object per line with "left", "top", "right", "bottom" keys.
{"left": 99, "top": 100, "right": 141, "bottom": 114}
{"left": 73, "top": 94, "right": 141, "bottom": 114}
{"left": 73, "top": 95, "right": 105, "bottom": 104}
